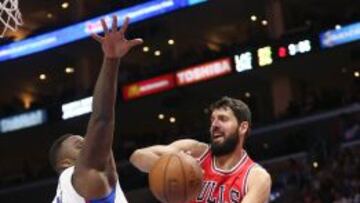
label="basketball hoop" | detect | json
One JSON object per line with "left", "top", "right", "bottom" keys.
{"left": 0, "top": 0, "right": 22, "bottom": 38}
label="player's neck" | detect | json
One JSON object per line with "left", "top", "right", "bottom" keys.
{"left": 214, "top": 146, "right": 244, "bottom": 171}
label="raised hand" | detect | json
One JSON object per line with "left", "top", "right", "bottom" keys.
{"left": 92, "top": 16, "right": 143, "bottom": 59}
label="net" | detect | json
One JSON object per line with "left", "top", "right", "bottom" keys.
{"left": 0, "top": 0, "right": 22, "bottom": 38}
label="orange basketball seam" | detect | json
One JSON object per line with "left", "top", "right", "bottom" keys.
{"left": 163, "top": 154, "right": 172, "bottom": 203}
{"left": 176, "top": 154, "right": 188, "bottom": 202}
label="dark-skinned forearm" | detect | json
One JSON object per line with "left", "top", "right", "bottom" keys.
{"left": 81, "top": 57, "right": 120, "bottom": 170}
{"left": 91, "top": 58, "right": 120, "bottom": 121}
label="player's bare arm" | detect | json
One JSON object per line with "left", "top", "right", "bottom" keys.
{"left": 130, "top": 139, "right": 208, "bottom": 173}
{"left": 241, "top": 166, "right": 272, "bottom": 203}
{"left": 72, "top": 16, "right": 143, "bottom": 199}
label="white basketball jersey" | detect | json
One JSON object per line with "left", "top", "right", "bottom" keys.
{"left": 52, "top": 166, "right": 128, "bottom": 203}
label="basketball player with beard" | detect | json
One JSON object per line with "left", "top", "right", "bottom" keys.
{"left": 130, "top": 96, "right": 271, "bottom": 203}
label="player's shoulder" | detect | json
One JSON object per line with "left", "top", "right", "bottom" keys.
{"left": 248, "top": 165, "right": 271, "bottom": 187}
{"left": 56, "top": 166, "right": 127, "bottom": 203}
{"left": 251, "top": 165, "right": 270, "bottom": 176}
{"left": 54, "top": 166, "right": 85, "bottom": 202}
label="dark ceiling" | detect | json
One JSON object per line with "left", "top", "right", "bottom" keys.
{"left": 0, "top": 0, "right": 358, "bottom": 115}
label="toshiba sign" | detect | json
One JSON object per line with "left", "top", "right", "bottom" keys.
{"left": 122, "top": 74, "right": 175, "bottom": 100}
{"left": 176, "top": 58, "right": 232, "bottom": 86}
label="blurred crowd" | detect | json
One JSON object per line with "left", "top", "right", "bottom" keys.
{"left": 268, "top": 144, "right": 360, "bottom": 203}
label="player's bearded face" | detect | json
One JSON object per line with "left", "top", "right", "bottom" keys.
{"left": 210, "top": 126, "right": 239, "bottom": 156}
{"left": 210, "top": 108, "right": 240, "bottom": 156}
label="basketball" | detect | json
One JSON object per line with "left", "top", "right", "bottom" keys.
{"left": 149, "top": 153, "right": 203, "bottom": 203}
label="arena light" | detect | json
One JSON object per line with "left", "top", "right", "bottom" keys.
{"left": 20, "top": 93, "right": 33, "bottom": 109}
{"left": 0, "top": 110, "right": 47, "bottom": 133}
{"left": 61, "top": 2, "right": 69, "bottom": 9}
{"left": 261, "top": 20, "right": 268, "bottom": 26}
{"left": 0, "top": 0, "right": 208, "bottom": 62}
{"left": 154, "top": 50, "right": 161, "bottom": 56}
{"left": 168, "top": 39, "right": 175, "bottom": 45}
{"left": 169, "top": 117, "right": 176, "bottom": 123}
{"left": 143, "top": 46, "right": 150, "bottom": 52}
{"left": 65, "top": 67, "right": 74, "bottom": 74}
{"left": 62, "top": 97, "right": 93, "bottom": 120}
{"left": 47, "top": 13, "right": 53, "bottom": 19}
{"left": 39, "top": 74, "right": 47, "bottom": 80}
{"left": 250, "top": 15, "right": 257, "bottom": 22}
{"left": 158, "top": 114, "right": 165, "bottom": 120}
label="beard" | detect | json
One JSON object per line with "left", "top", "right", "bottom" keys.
{"left": 210, "top": 131, "right": 239, "bottom": 156}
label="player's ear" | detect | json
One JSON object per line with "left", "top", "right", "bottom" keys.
{"left": 238, "top": 121, "right": 249, "bottom": 136}
{"left": 58, "top": 158, "right": 74, "bottom": 169}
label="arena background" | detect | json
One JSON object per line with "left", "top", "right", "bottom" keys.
{"left": 0, "top": 0, "right": 359, "bottom": 202}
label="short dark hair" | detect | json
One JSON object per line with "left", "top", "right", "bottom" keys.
{"left": 49, "top": 133, "right": 73, "bottom": 173}
{"left": 209, "top": 96, "right": 252, "bottom": 127}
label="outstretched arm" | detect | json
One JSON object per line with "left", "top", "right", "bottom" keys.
{"left": 74, "top": 16, "right": 142, "bottom": 198}
{"left": 130, "top": 139, "right": 208, "bottom": 173}
{"left": 78, "top": 16, "right": 142, "bottom": 171}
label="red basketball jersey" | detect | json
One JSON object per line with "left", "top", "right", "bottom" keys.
{"left": 188, "top": 148, "right": 256, "bottom": 203}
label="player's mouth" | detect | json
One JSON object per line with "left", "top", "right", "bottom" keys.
{"left": 212, "top": 131, "right": 224, "bottom": 141}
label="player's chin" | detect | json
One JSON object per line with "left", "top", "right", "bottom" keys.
{"left": 211, "top": 140, "right": 224, "bottom": 149}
